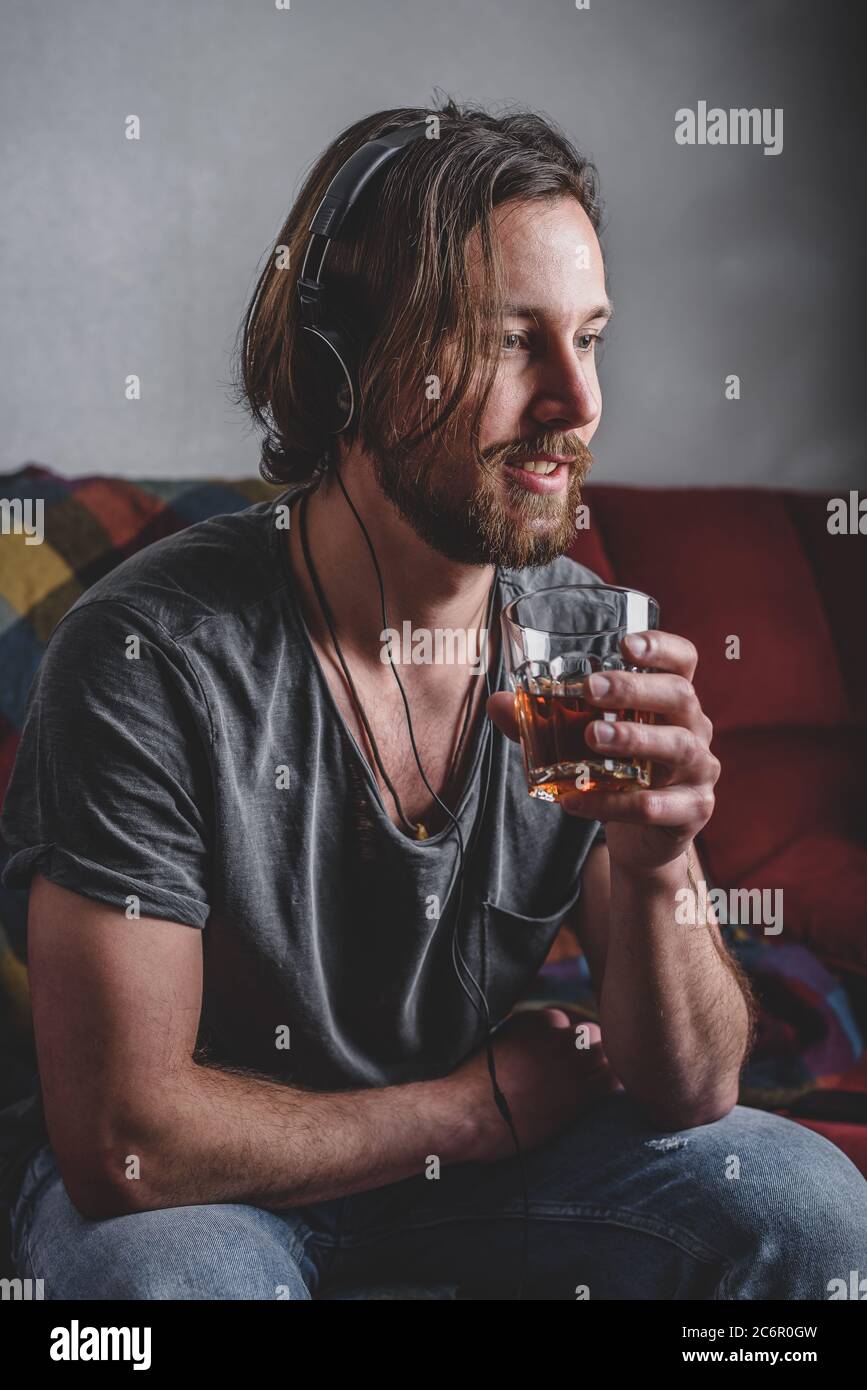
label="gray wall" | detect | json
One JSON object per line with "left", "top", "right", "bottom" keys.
{"left": 1, "top": 0, "right": 862, "bottom": 488}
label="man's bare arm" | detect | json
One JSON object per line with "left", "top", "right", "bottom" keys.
{"left": 27, "top": 875, "right": 476, "bottom": 1220}
{"left": 565, "top": 839, "right": 758, "bottom": 1127}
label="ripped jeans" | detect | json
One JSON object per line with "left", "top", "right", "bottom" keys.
{"left": 9, "top": 1090, "right": 867, "bottom": 1299}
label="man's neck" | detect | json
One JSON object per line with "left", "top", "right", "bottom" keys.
{"left": 286, "top": 454, "right": 497, "bottom": 668}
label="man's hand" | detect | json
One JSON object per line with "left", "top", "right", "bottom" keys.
{"left": 449, "top": 1008, "right": 622, "bottom": 1165}
{"left": 487, "top": 629, "right": 721, "bottom": 875}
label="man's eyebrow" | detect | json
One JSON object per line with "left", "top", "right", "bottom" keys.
{"left": 497, "top": 300, "right": 614, "bottom": 324}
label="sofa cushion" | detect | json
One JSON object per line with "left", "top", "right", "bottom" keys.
{"left": 705, "top": 728, "right": 866, "bottom": 879}
{"left": 572, "top": 487, "right": 854, "bottom": 732}
{"left": 738, "top": 832, "right": 867, "bottom": 978}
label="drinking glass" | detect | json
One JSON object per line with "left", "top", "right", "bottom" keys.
{"left": 501, "top": 584, "right": 661, "bottom": 800}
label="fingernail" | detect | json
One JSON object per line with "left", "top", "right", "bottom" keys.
{"left": 592, "top": 720, "right": 615, "bottom": 743}
{"left": 587, "top": 674, "right": 610, "bottom": 697}
{"left": 627, "top": 634, "right": 648, "bottom": 656}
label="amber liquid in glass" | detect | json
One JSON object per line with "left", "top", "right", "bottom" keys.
{"left": 515, "top": 684, "right": 654, "bottom": 800}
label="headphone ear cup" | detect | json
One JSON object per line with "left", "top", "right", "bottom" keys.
{"left": 303, "top": 325, "right": 356, "bottom": 432}
{"left": 335, "top": 379, "right": 353, "bottom": 422}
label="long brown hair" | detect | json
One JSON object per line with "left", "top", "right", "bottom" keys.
{"left": 231, "top": 97, "right": 604, "bottom": 486}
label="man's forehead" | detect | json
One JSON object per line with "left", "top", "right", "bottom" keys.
{"left": 493, "top": 194, "right": 598, "bottom": 240}
{"left": 469, "top": 197, "right": 607, "bottom": 308}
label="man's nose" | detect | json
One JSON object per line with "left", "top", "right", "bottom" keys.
{"left": 529, "top": 344, "right": 601, "bottom": 432}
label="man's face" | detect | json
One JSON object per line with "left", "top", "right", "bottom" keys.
{"left": 372, "top": 195, "right": 609, "bottom": 568}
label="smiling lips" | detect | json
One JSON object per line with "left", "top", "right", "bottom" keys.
{"left": 501, "top": 456, "right": 572, "bottom": 493}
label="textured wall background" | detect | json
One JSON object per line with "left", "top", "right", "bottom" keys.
{"left": 1, "top": 0, "right": 862, "bottom": 487}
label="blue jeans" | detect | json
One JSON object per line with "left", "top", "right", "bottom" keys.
{"left": 9, "top": 1091, "right": 867, "bottom": 1299}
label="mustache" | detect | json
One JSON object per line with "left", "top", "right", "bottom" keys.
{"left": 483, "top": 436, "right": 594, "bottom": 476}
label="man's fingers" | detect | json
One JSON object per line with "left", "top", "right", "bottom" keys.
{"left": 540, "top": 1007, "right": 574, "bottom": 1029}
{"left": 622, "top": 630, "right": 698, "bottom": 681}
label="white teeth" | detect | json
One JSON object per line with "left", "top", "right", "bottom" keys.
{"left": 516, "top": 459, "right": 558, "bottom": 475}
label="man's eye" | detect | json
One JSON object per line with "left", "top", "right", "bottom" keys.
{"left": 501, "top": 330, "right": 607, "bottom": 355}
{"left": 578, "top": 332, "right": 605, "bottom": 353}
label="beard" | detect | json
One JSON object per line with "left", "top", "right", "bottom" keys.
{"left": 371, "top": 432, "right": 594, "bottom": 569}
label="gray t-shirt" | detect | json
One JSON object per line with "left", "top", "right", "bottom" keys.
{"left": 0, "top": 480, "right": 606, "bottom": 1196}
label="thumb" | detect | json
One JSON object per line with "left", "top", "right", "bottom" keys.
{"left": 538, "top": 1007, "right": 574, "bottom": 1029}
{"left": 486, "top": 691, "right": 520, "bottom": 742}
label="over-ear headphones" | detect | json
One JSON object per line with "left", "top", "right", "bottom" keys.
{"left": 297, "top": 120, "right": 430, "bottom": 433}
{"left": 294, "top": 118, "right": 532, "bottom": 1299}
